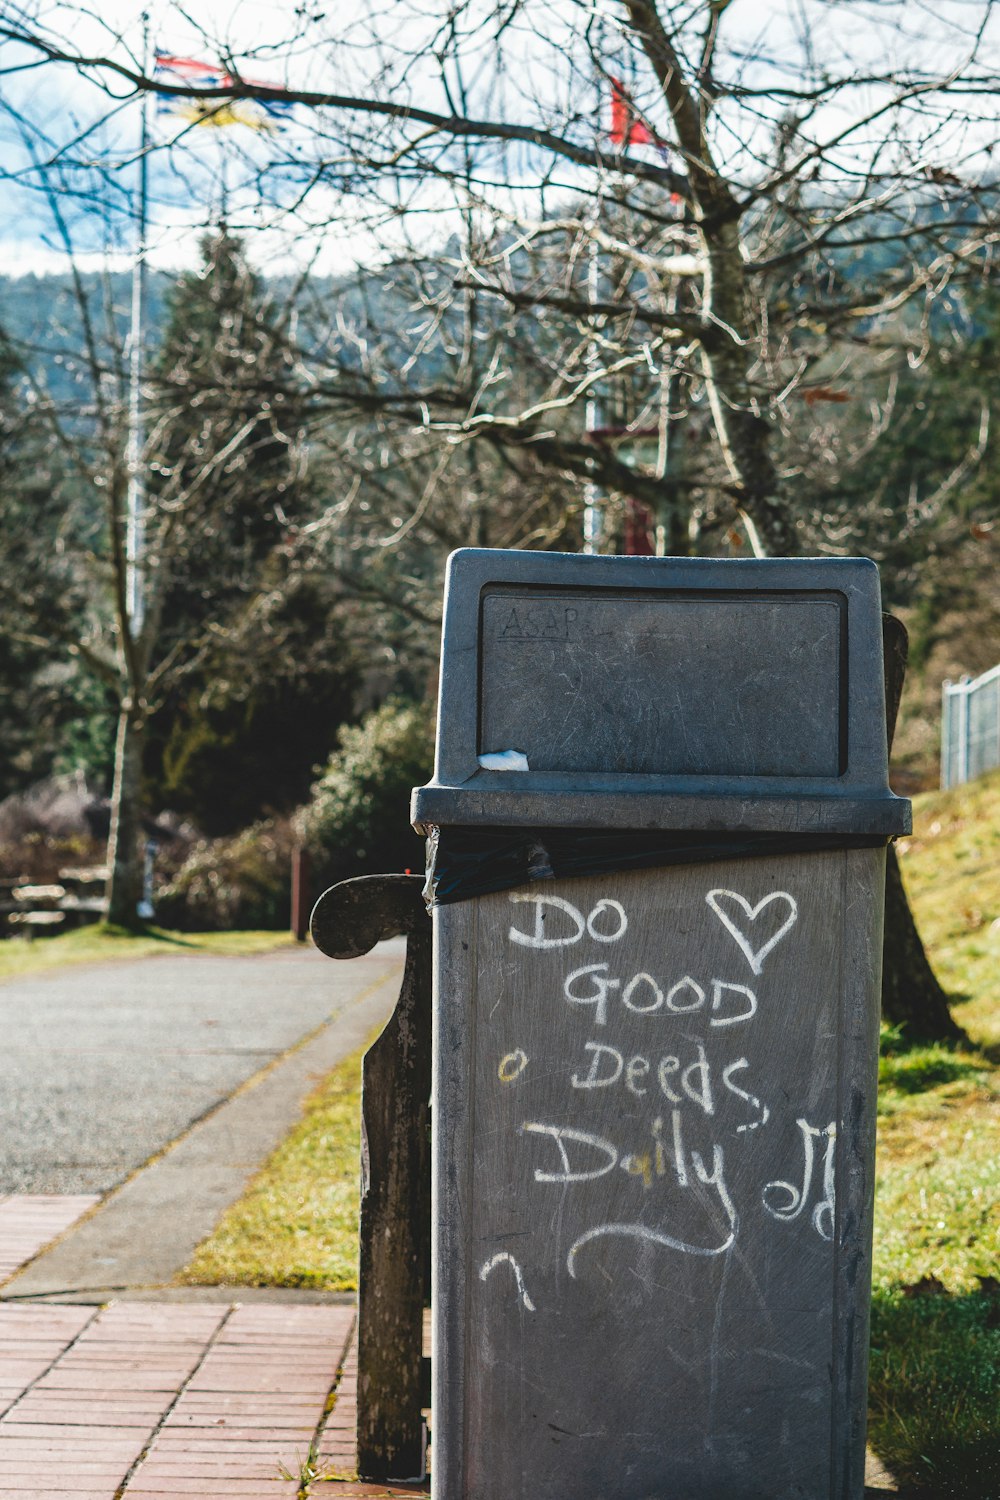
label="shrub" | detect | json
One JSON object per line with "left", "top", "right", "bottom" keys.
{"left": 296, "top": 699, "right": 434, "bottom": 885}
{"left": 154, "top": 818, "right": 295, "bottom": 931}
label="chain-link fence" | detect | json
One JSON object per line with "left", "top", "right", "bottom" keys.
{"left": 941, "top": 664, "right": 1000, "bottom": 789}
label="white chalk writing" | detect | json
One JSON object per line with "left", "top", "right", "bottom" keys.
{"left": 564, "top": 963, "right": 618, "bottom": 1025}
{"left": 722, "top": 1059, "right": 770, "bottom": 1132}
{"left": 487, "top": 878, "right": 838, "bottom": 1301}
{"left": 508, "top": 894, "right": 628, "bottom": 949}
{"left": 568, "top": 1040, "right": 775, "bottom": 1131}
{"left": 570, "top": 1042, "right": 623, "bottom": 1089}
{"left": 762, "top": 1119, "right": 836, "bottom": 1240}
{"left": 508, "top": 894, "right": 585, "bottom": 948}
{"left": 621, "top": 971, "right": 664, "bottom": 1013}
{"left": 705, "top": 889, "right": 798, "bottom": 974}
{"left": 586, "top": 899, "right": 629, "bottom": 943}
{"left": 521, "top": 1122, "right": 619, "bottom": 1182}
{"left": 710, "top": 980, "right": 758, "bottom": 1027}
{"left": 665, "top": 976, "right": 705, "bottom": 1013}
{"left": 479, "top": 1252, "right": 536, "bottom": 1311}
{"left": 561, "top": 966, "right": 756, "bottom": 1027}
{"left": 566, "top": 1143, "right": 739, "bottom": 1273}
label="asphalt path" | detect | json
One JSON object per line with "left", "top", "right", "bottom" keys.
{"left": 0, "top": 942, "right": 403, "bottom": 1193}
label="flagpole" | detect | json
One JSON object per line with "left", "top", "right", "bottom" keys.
{"left": 582, "top": 229, "right": 603, "bottom": 555}
{"left": 582, "top": 42, "right": 607, "bottom": 557}
{"left": 219, "top": 135, "right": 230, "bottom": 228}
{"left": 126, "top": 10, "right": 150, "bottom": 640}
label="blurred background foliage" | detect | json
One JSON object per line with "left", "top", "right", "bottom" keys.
{"left": 0, "top": 226, "right": 997, "bottom": 928}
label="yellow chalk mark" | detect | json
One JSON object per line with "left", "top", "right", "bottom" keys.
{"left": 625, "top": 1152, "right": 653, "bottom": 1190}
{"left": 498, "top": 1049, "right": 529, "bottom": 1083}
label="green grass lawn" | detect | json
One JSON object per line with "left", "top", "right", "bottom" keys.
{"left": 867, "top": 768, "right": 1000, "bottom": 1496}
{"left": 181, "top": 771, "right": 1000, "bottom": 1493}
{"left": 0, "top": 922, "right": 295, "bottom": 983}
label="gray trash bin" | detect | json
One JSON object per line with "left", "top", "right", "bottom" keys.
{"left": 412, "top": 550, "right": 910, "bottom": 1500}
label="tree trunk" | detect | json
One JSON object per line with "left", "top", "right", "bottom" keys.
{"left": 105, "top": 702, "right": 146, "bottom": 929}
{"left": 880, "top": 615, "right": 963, "bottom": 1043}
{"left": 882, "top": 846, "right": 964, "bottom": 1043}
{"left": 631, "top": 2, "right": 955, "bottom": 1040}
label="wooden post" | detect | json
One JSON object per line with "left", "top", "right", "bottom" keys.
{"left": 881, "top": 614, "right": 964, "bottom": 1042}
{"left": 311, "top": 874, "right": 431, "bottom": 1482}
{"left": 290, "top": 846, "right": 311, "bottom": 943}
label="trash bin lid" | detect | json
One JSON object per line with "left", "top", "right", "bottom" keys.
{"left": 412, "top": 551, "right": 910, "bottom": 838}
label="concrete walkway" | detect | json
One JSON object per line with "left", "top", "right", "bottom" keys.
{"left": 2, "top": 942, "right": 404, "bottom": 1301}
{"left": 0, "top": 943, "right": 402, "bottom": 1197}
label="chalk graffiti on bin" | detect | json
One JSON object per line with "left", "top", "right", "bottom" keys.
{"left": 480, "top": 886, "right": 830, "bottom": 1313}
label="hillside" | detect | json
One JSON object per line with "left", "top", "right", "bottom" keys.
{"left": 0, "top": 270, "right": 165, "bottom": 407}
{"left": 869, "top": 767, "right": 999, "bottom": 1494}
{"left": 897, "top": 765, "right": 1000, "bottom": 1040}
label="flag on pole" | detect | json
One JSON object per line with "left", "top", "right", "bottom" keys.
{"left": 154, "top": 53, "right": 293, "bottom": 131}
{"left": 609, "top": 78, "right": 656, "bottom": 148}
{"left": 608, "top": 76, "right": 682, "bottom": 207}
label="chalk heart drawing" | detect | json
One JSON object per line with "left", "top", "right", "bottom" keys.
{"left": 705, "top": 888, "right": 798, "bottom": 975}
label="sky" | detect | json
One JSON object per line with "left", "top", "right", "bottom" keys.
{"left": 1, "top": 0, "right": 999, "bottom": 279}
{"left": 0, "top": 0, "right": 339, "bottom": 274}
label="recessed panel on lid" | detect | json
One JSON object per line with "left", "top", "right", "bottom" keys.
{"left": 480, "top": 590, "right": 844, "bottom": 778}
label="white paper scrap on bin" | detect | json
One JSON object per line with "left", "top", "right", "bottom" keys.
{"left": 478, "top": 749, "right": 530, "bottom": 772}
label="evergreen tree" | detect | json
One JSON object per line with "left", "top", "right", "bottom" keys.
{"left": 139, "top": 230, "right": 359, "bottom": 835}
{"left": 0, "top": 335, "right": 113, "bottom": 799}
{"left": 149, "top": 230, "right": 305, "bottom": 638}
{"left": 92, "top": 227, "right": 358, "bottom": 919}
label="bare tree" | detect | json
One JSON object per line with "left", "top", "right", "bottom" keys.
{"left": 1, "top": 0, "right": 994, "bottom": 1026}
{"left": 3, "top": 1, "right": 998, "bottom": 547}
{"left": 0, "top": 213, "right": 340, "bottom": 924}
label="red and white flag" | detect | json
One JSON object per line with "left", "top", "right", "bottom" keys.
{"left": 609, "top": 78, "right": 656, "bottom": 149}
{"left": 608, "top": 76, "right": 683, "bottom": 208}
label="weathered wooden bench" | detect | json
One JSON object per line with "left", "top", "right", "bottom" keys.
{"left": 3, "top": 870, "right": 108, "bottom": 936}
{"left": 310, "top": 873, "right": 431, "bottom": 1483}
{"left": 7, "top": 909, "right": 67, "bottom": 937}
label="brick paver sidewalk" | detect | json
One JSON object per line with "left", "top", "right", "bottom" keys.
{"left": 0, "top": 1299, "right": 432, "bottom": 1499}
{"left": 0, "top": 1198, "right": 429, "bottom": 1500}
{"left": 0, "top": 1198, "right": 99, "bottom": 1281}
